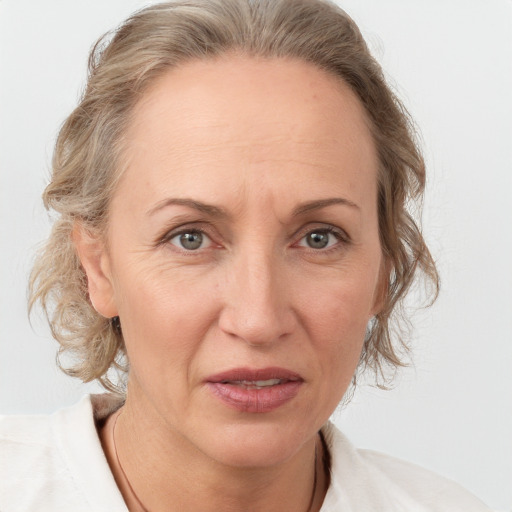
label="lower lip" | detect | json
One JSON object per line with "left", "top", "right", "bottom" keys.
{"left": 206, "top": 381, "right": 302, "bottom": 413}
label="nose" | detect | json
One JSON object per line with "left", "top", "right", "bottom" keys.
{"left": 218, "top": 249, "right": 296, "bottom": 347}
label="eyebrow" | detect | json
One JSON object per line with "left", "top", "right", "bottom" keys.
{"left": 147, "top": 198, "right": 229, "bottom": 218}
{"left": 147, "top": 196, "right": 359, "bottom": 218}
{"left": 292, "top": 197, "right": 360, "bottom": 216}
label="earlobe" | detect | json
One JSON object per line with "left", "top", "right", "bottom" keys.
{"left": 72, "top": 223, "right": 118, "bottom": 318}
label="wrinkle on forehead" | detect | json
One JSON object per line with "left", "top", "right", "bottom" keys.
{"left": 116, "top": 55, "right": 378, "bottom": 225}
{"left": 125, "top": 56, "right": 375, "bottom": 158}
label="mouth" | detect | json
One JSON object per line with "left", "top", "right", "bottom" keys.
{"left": 205, "top": 367, "right": 303, "bottom": 413}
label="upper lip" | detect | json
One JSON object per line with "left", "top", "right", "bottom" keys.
{"left": 206, "top": 367, "right": 303, "bottom": 383}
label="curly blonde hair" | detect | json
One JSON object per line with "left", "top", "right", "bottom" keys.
{"left": 30, "top": 0, "right": 439, "bottom": 393}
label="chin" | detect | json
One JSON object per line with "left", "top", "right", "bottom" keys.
{"left": 195, "top": 418, "right": 316, "bottom": 468}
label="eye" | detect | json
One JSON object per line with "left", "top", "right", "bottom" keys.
{"left": 169, "top": 230, "right": 212, "bottom": 251}
{"left": 298, "top": 228, "right": 342, "bottom": 250}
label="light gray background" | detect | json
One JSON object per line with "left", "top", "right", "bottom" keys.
{"left": 1, "top": 1, "right": 511, "bottom": 510}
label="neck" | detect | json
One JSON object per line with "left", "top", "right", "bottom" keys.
{"left": 99, "top": 393, "right": 328, "bottom": 512}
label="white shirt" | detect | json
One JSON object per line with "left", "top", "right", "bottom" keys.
{"left": 0, "top": 395, "right": 492, "bottom": 512}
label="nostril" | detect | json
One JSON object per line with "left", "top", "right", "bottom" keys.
{"left": 218, "top": 303, "right": 295, "bottom": 346}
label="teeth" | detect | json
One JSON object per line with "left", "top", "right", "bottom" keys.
{"left": 249, "top": 379, "right": 282, "bottom": 387}
{"left": 223, "top": 378, "right": 282, "bottom": 389}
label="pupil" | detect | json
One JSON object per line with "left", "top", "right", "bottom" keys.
{"left": 308, "top": 232, "right": 329, "bottom": 249}
{"left": 180, "top": 232, "right": 203, "bottom": 250}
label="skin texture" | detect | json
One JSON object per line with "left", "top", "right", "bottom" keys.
{"left": 75, "top": 55, "right": 386, "bottom": 511}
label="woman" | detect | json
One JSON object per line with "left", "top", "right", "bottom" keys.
{"left": 0, "top": 0, "right": 493, "bottom": 510}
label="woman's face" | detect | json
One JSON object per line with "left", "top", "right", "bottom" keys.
{"left": 86, "top": 56, "right": 385, "bottom": 467}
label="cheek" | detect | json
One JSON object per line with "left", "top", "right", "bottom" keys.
{"left": 296, "top": 272, "right": 375, "bottom": 376}
{"left": 299, "top": 270, "right": 376, "bottom": 336}
{"left": 296, "top": 285, "right": 370, "bottom": 421}
{"left": 113, "top": 264, "right": 220, "bottom": 380}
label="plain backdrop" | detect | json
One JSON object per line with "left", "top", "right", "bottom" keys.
{"left": 1, "top": 1, "right": 511, "bottom": 510}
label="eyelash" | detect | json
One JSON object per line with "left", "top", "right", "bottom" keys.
{"left": 295, "top": 226, "right": 350, "bottom": 253}
{"left": 158, "top": 224, "right": 215, "bottom": 251}
{"left": 157, "top": 224, "right": 350, "bottom": 254}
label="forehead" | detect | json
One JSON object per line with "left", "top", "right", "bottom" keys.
{"left": 118, "top": 55, "right": 377, "bottom": 206}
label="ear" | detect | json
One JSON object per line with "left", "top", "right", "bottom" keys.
{"left": 72, "top": 222, "right": 118, "bottom": 318}
{"left": 370, "top": 256, "right": 391, "bottom": 317}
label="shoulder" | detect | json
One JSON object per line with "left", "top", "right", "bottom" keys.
{"left": 0, "top": 397, "right": 92, "bottom": 511}
{"left": 320, "top": 423, "right": 492, "bottom": 512}
{"left": 0, "top": 395, "right": 126, "bottom": 512}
